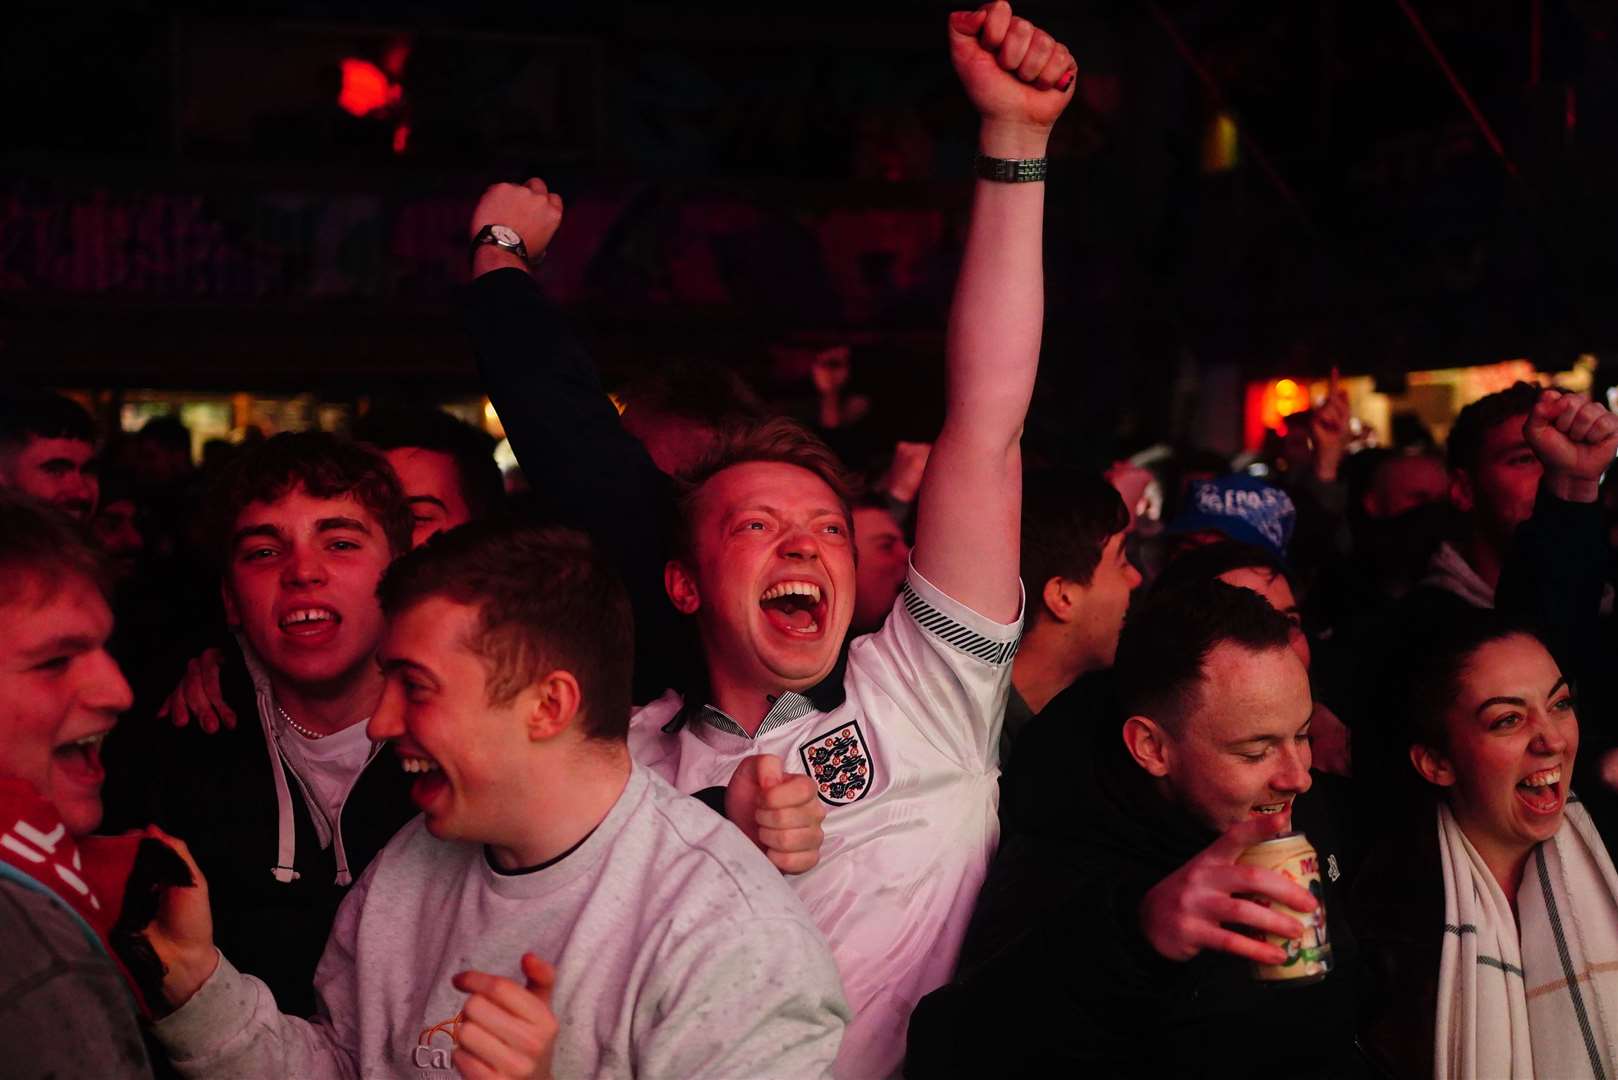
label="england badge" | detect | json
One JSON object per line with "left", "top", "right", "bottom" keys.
{"left": 799, "top": 720, "right": 874, "bottom": 806}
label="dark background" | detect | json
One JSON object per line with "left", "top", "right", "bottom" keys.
{"left": 4, "top": 1, "right": 1616, "bottom": 462}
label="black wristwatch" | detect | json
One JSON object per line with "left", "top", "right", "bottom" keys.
{"left": 471, "top": 223, "right": 530, "bottom": 264}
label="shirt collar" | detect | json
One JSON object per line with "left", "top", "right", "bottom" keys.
{"left": 661, "top": 642, "right": 850, "bottom": 739}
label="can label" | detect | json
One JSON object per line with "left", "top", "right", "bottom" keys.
{"left": 1236, "top": 832, "right": 1333, "bottom": 983}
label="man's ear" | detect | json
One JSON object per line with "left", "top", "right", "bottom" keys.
{"left": 1409, "top": 743, "right": 1456, "bottom": 788}
{"left": 526, "top": 669, "right": 583, "bottom": 741}
{"left": 220, "top": 579, "right": 240, "bottom": 628}
{"left": 1449, "top": 469, "right": 1474, "bottom": 514}
{"left": 1040, "top": 576, "right": 1079, "bottom": 624}
{"left": 1121, "top": 715, "right": 1172, "bottom": 778}
{"left": 665, "top": 559, "right": 700, "bottom": 615}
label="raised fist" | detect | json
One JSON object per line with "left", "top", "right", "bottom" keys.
{"left": 948, "top": 3, "right": 1076, "bottom": 143}
{"left": 470, "top": 179, "right": 565, "bottom": 271}
{"left": 1308, "top": 371, "right": 1351, "bottom": 483}
{"left": 1524, "top": 389, "right": 1618, "bottom": 503}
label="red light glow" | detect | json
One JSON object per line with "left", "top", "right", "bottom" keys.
{"left": 338, "top": 58, "right": 399, "bottom": 118}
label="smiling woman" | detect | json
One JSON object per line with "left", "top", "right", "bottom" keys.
{"left": 1353, "top": 612, "right": 1618, "bottom": 1078}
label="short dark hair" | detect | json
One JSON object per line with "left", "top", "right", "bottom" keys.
{"left": 378, "top": 522, "right": 634, "bottom": 742}
{"left": 1385, "top": 609, "right": 1546, "bottom": 757}
{"left": 1114, "top": 578, "right": 1296, "bottom": 734}
{"left": 1152, "top": 540, "right": 1296, "bottom": 600}
{"left": 1446, "top": 382, "right": 1541, "bottom": 474}
{"left": 673, "top": 417, "right": 856, "bottom": 559}
{"left": 1020, "top": 468, "right": 1129, "bottom": 611}
{"left": 616, "top": 361, "right": 767, "bottom": 428}
{"left": 199, "top": 432, "right": 413, "bottom": 570}
{"left": 0, "top": 393, "right": 97, "bottom": 453}
{"left": 350, "top": 407, "right": 505, "bottom": 522}
{"left": 0, "top": 491, "right": 109, "bottom": 607}
{"left": 137, "top": 416, "right": 192, "bottom": 457}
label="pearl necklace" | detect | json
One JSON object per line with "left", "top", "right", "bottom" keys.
{"left": 277, "top": 703, "right": 339, "bottom": 741}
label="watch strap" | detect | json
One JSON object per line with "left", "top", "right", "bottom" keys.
{"left": 974, "top": 154, "right": 1048, "bottom": 183}
{"left": 470, "top": 224, "right": 530, "bottom": 264}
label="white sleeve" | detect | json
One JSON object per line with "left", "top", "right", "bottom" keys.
{"left": 634, "top": 917, "right": 849, "bottom": 1079}
{"left": 153, "top": 863, "right": 374, "bottom": 1080}
{"left": 850, "top": 559, "right": 1022, "bottom": 772}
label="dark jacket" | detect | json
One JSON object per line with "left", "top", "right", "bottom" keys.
{"left": 908, "top": 690, "right": 1369, "bottom": 1078}
{"left": 463, "top": 267, "right": 693, "bottom": 705}
{"left": 107, "top": 646, "right": 415, "bottom": 1017}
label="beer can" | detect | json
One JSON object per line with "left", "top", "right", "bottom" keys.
{"left": 1236, "top": 831, "right": 1332, "bottom": 985}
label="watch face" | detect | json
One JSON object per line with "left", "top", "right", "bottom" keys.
{"left": 490, "top": 225, "right": 522, "bottom": 247}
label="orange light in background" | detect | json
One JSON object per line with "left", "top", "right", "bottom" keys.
{"left": 1246, "top": 377, "right": 1313, "bottom": 449}
{"left": 1201, "top": 112, "right": 1239, "bottom": 173}
{"left": 337, "top": 58, "right": 398, "bottom": 117}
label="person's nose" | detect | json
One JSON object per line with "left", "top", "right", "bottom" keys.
{"left": 1272, "top": 739, "right": 1313, "bottom": 795}
{"left": 1532, "top": 713, "right": 1571, "bottom": 757}
{"left": 282, "top": 544, "right": 328, "bottom": 587}
{"left": 368, "top": 678, "right": 405, "bottom": 742}
{"left": 86, "top": 649, "right": 135, "bottom": 714}
{"left": 778, "top": 526, "right": 820, "bottom": 562}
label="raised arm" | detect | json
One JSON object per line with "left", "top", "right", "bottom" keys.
{"left": 913, "top": 3, "right": 1076, "bottom": 622}
{"left": 463, "top": 182, "right": 687, "bottom": 702}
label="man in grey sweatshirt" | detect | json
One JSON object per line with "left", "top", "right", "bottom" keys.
{"left": 145, "top": 522, "right": 849, "bottom": 1079}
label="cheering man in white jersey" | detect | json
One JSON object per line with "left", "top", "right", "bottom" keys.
{"left": 464, "top": 5, "right": 1075, "bottom": 1074}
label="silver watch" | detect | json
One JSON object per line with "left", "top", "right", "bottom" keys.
{"left": 471, "top": 223, "right": 530, "bottom": 263}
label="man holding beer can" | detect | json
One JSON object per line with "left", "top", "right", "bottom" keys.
{"left": 908, "top": 578, "right": 1363, "bottom": 1077}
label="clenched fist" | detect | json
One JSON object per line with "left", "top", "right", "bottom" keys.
{"left": 470, "top": 180, "right": 565, "bottom": 277}
{"left": 948, "top": 3, "right": 1077, "bottom": 157}
{"left": 1524, "top": 389, "right": 1618, "bottom": 503}
{"left": 725, "top": 753, "right": 827, "bottom": 874}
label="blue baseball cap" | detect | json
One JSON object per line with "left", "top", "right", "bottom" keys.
{"left": 1167, "top": 475, "right": 1296, "bottom": 560}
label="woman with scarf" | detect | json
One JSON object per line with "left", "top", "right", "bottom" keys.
{"left": 1352, "top": 612, "right": 1618, "bottom": 1078}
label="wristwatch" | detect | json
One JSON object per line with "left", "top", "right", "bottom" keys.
{"left": 471, "top": 223, "right": 530, "bottom": 264}
{"left": 974, "top": 154, "right": 1048, "bottom": 183}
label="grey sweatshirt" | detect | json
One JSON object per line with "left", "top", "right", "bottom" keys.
{"left": 154, "top": 761, "right": 849, "bottom": 1079}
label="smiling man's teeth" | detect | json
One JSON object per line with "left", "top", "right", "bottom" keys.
{"left": 1520, "top": 766, "right": 1562, "bottom": 788}
{"left": 68, "top": 733, "right": 106, "bottom": 750}
{"left": 400, "top": 756, "right": 439, "bottom": 774}
{"left": 760, "top": 581, "right": 822, "bottom": 604}
{"left": 280, "top": 608, "right": 337, "bottom": 628}
{"left": 1253, "top": 803, "right": 1286, "bottom": 814}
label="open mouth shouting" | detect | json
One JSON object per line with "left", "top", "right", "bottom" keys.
{"left": 53, "top": 729, "right": 110, "bottom": 788}
{"left": 395, "top": 745, "right": 448, "bottom": 811}
{"left": 759, "top": 580, "right": 829, "bottom": 638}
{"left": 278, "top": 604, "right": 342, "bottom": 646}
{"left": 1515, "top": 764, "right": 1565, "bottom": 817}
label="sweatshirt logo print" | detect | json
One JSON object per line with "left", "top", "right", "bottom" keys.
{"left": 412, "top": 1012, "right": 463, "bottom": 1071}
{"left": 799, "top": 721, "right": 873, "bottom": 806}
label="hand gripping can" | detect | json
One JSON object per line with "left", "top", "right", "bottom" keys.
{"left": 1236, "top": 832, "right": 1333, "bottom": 985}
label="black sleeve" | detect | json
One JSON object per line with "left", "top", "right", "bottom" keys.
{"left": 1496, "top": 487, "right": 1607, "bottom": 695}
{"left": 462, "top": 268, "right": 693, "bottom": 703}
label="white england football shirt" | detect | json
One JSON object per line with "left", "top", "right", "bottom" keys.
{"left": 629, "top": 560, "right": 1021, "bottom": 1080}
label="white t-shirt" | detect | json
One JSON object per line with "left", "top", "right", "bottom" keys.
{"left": 629, "top": 560, "right": 1021, "bottom": 1079}
{"left": 155, "top": 762, "right": 849, "bottom": 1079}
{"left": 273, "top": 716, "right": 375, "bottom": 849}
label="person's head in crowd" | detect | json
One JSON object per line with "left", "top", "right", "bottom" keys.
{"left": 0, "top": 392, "right": 98, "bottom": 522}
{"left": 351, "top": 407, "right": 505, "bottom": 549}
{"left": 666, "top": 418, "right": 856, "bottom": 706}
{"left": 616, "top": 362, "right": 768, "bottom": 476}
{"left": 0, "top": 493, "right": 132, "bottom": 837}
{"left": 1015, "top": 468, "right": 1138, "bottom": 698}
{"left": 1114, "top": 579, "right": 1312, "bottom": 832}
{"left": 134, "top": 416, "right": 195, "bottom": 488}
{"left": 1363, "top": 450, "right": 1449, "bottom": 520}
{"left": 88, "top": 468, "right": 146, "bottom": 581}
{"left": 1445, "top": 382, "right": 1543, "bottom": 550}
{"left": 1165, "top": 474, "right": 1296, "bottom": 563}
{"left": 201, "top": 432, "right": 412, "bottom": 696}
{"left": 1154, "top": 541, "right": 1308, "bottom": 669}
{"left": 372, "top": 522, "right": 633, "bottom": 859}
{"left": 1397, "top": 613, "right": 1575, "bottom": 891}
{"left": 850, "top": 494, "right": 909, "bottom": 635}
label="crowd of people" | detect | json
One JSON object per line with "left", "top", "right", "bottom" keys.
{"left": 3, "top": 4, "right": 1618, "bottom": 1078}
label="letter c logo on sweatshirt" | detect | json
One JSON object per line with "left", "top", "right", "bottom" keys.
{"left": 413, "top": 1011, "right": 463, "bottom": 1071}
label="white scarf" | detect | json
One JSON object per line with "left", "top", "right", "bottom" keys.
{"left": 1435, "top": 797, "right": 1618, "bottom": 1079}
